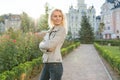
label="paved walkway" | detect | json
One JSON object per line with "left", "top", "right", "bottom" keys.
{"left": 32, "top": 44, "right": 119, "bottom": 80}
{"left": 62, "top": 44, "right": 112, "bottom": 80}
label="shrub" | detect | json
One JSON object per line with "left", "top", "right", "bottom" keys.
{"left": 0, "top": 41, "right": 80, "bottom": 80}
{"left": 94, "top": 43, "right": 120, "bottom": 74}
{"left": 0, "top": 30, "right": 42, "bottom": 73}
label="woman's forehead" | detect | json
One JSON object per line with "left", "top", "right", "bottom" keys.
{"left": 52, "top": 10, "right": 62, "bottom": 14}
{"left": 51, "top": 11, "right": 62, "bottom": 17}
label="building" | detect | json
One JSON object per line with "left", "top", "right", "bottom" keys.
{"left": 67, "top": 0, "right": 96, "bottom": 39}
{"left": 0, "top": 22, "right": 5, "bottom": 33}
{"left": 95, "top": 16, "right": 101, "bottom": 39}
{"left": 4, "top": 14, "right": 21, "bottom": 31}
{"left": 0, "top": 14, "right": 21, "bottom": 33}
{"left": 101, "top": 0, "right": 120, "bottom": 39}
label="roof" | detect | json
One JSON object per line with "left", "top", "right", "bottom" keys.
{"left": 107, "top": 0, "right": 114, "bottom": 3}
{"left": 107, "top": 0, "right": 120, "bottom": 9}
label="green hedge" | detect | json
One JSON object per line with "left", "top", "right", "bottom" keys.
{"left": 0, "top": 41, "right": 80, "bottom": 80}
{"left": 0, "top": 57, "right": 43, "bottom": 80}
{"left": 62, "top": 42, "right": 80, "bottom": 56}
{"left": 94, "top": 43, "right": 120, "bottom": 74}
{"left": 94, "top": 39, "right": 120, "bottom": 46}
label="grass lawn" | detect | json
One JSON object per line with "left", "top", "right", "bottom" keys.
{"left": 102, "top": 46, "right": 120, "bottom": 56}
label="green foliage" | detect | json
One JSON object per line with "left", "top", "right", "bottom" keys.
{"left": 102, "top": 46, "right": 120, "bottom": 55}
{"left": 20, "top": 12, "right": 35, "bottom": 33}
{"left": 99, "top": 22, "right": 105, "bottom": 33}
{"left": 37, "top": 2, "right": 50, "bottom": 31}
{"left": 0, "top": 30, "right": 42, "bottom": 73}
{"left": 79, "top": 15, "right": 94, "bottom": 44}
{"left": 94, "top": 39, "right": 120, "bottom": 46}
{"left": 67, "top": 31, "right": 72, "bottom": 40}
{"left": 0, "top": 15, "right": 4, "bottom": 22}
{"left": 38, "top": 14, "right": 48, "bottom": 30}
{"left": 0, "top": 40, "right": 80, "bottom": 80}
{"left": 62, "top": 42, "right": 80, "bottom": 56}
{"left": 94, "top": 43, "right": 120, "bottom": 74}
{"left": 0, "top": 57, "right": 42, "bottom": 80}
{"left": 28, "top": 18, "right": 36, "bottom": 32}
{"left": 20, "top": 12, "right": 30, "bottom": 32}
{"left": 98, "top": 22, "right": 105, "bottom": 39}
{"left": 62, "top": 40, "right": 75, "bottom": 48}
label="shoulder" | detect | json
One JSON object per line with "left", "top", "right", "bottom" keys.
{"left": 59, "top": 27, "right": 66, "bottom": 34}
{"left": 56, "top": 26, "right": 66, "bottom": 32}
{"left": 57, "top": 27, "right": 66, "bottom": 37}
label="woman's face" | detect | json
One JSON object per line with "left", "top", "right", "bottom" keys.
{"left": 51, "top": 10, "right": 63, "bottom": 26}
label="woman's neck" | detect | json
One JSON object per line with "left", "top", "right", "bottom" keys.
{"left": 54, "top": 24, "right": 62, "bottom": 26}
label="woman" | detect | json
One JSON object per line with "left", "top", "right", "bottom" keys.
{"left": 39, "top": 9, "right": 67, "bottom": 80}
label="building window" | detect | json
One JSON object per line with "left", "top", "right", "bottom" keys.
{"left": 117, "top": 30, "right": 119, "bottom": 33}
{"left": 71, "top": 16, "right": 73, "bottom": 19}
{"left": 108, "top": 26, "right": 110, "bottom": 30}
{"left": 116, "top": 12, "right": 119, "bottom": 20}
{"left": 76, "top": 16, "right": 78, "bottom": 20}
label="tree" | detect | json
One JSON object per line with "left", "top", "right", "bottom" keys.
{"left": 20, "top": 12, "right": 31, "bottom": 32}
{"left": 67, "top": 31, "right": 72, "bottom": 40}
{"left": 79, "top": 15, "right": 94, "bottom": 44}
{"left": 29, "top": 17, "right": 36, "bottom": 32}
{"left": 37, "top": 2, "right": 50, "bottom": 31}
{"left": 99, "top": 22, "right": 105, "bottom": 39}
{"left": 0, "top": 16, "right": 4, "bottom": 22}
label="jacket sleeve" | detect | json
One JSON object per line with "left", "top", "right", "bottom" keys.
{"left": 39, "top": 27, "right": 66, "bottom": 50}
{"left": 38, "top": 31, "right": 47, "bottom": 38}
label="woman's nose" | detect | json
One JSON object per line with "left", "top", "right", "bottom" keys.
{"left": 56, "top": 17, "right": 60, "bottom": 19}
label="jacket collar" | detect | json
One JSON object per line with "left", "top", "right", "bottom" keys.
{"left": 48, "top": 26, "right": 62, "bottom": 32}
{"left": 52, "top": 26, "right": 60, "bottom": 32}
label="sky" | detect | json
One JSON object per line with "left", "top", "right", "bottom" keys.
{"left": 0, "top": 0, "right": 105, "bottom": 19}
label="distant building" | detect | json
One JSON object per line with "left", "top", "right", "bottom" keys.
{"left": 0, "top": 22, "right": 5, "bottom": 33}
{"left": 95, "top": 16, "right": 101, "bottom": 39}
{"left": 101, "top": 0, "right": 120, "bottom": 39}
{"left": 4, "top": 14, "right": 21, "bottom": 31}
{"left": 67, "top": 0, "right": 96, "bottom": 39}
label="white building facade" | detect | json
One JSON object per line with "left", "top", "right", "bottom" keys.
{"left": 67, "top": 0, "right": 96, "bottom": 39}
{"left": 101, "top": 0, "right": 120, "bottom": 39}
{"left": 95, "top": 16, "right": 101, "bottom": 39}
{"left": 0, "top": 14, "right": 21, "bottom": 32}
{"left": 0, "top": 22, "right": 5, "bottom": 33}
{"left": 4, "top": 14, "right": 21, "bottom": 31}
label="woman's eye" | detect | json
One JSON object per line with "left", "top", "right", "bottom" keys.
{"left": 59, "top": 15, "right": 62, "bottom": 17}
{"left": 54, "top": 15, "right": 57, "bottom": 17}
{"left": 53, "top": 15, "right": 62, "bottom": 18}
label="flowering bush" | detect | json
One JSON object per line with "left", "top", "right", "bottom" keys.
{"left": 0, "top": 30, "right": 42, "bottom": 73}
{"left": 0, "top": 41, "right": 80, "bottom": 80}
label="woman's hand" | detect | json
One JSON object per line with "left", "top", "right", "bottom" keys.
{"left": 47, "top": 48, "right": 55, "bottom": 52}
